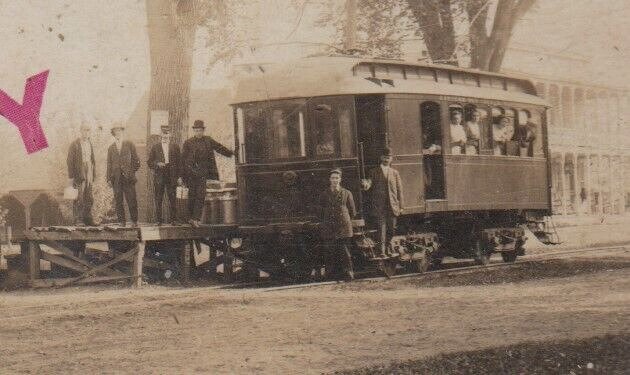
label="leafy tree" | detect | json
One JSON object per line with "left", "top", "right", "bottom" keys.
{"left": 311, "top": 0, "right": 414, "bottom": 58}
{"left": 311, "top": 0, "right": 536, "bottom": 71}
{"left": 407, "top": 0, "right": 537, "bottom": 71}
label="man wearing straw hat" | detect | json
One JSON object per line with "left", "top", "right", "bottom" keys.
{"left": 107, "top": 123, "right": 140, "bottom": 227}
{"left": 66, "top": 123, "right": 96, "bottom": 225}
{"left": 182, "top": 119, "right": 234, "bottom": 227}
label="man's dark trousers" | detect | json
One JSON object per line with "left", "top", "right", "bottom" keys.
{"left": 113, "top": 177, "right": 138, "bottom": 224}
{"left": 155, "top": 181, "right": 176, "bottom": 223}
{"left": 187, "top": 176, "right": 206, "bottom": 221}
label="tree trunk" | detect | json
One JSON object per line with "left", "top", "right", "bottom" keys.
{"left": 469, "top": 0, "right": 537, "bottom": 72}
{"left": 145, "top": 0, "right": 197, "bottom": 221}
{"left": 407, "top": 0, "right": 457, "bottom": 64}
{"left": 466, "top": 0, "right": 491, "bottom": 69}
{"left": 343, "top": 0, "right": 358, "bottom": 51}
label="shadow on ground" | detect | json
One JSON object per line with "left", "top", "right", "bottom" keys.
{"left": 335, "top": 333, "right": 630, "bottom": 375}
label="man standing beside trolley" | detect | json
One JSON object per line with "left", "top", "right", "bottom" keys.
{"left": 182, "top": 119, "right": 234, "bottom": 227}
{"left": 319, "top": 168, "right": 356, "bottom": 281}
{"left": 362, "top": 147, "right": 404, "bottom": 257}
{"left": 67, "top": 123, "right": 96, "bottom": 226}
{"left": 148, "top": 125, "right": 183, "bottom": 225}
{"left": 107, "top": 124, "right": 141, "bottom": 227}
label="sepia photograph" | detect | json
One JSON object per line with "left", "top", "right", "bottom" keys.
{"left": 0, "top": 0, "right": 629, "bottom": 373}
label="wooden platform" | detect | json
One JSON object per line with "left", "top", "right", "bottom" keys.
{"left": 20, "top": 223, "right": 238, "bottom": 288}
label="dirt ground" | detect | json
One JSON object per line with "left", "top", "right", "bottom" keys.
{"left": 1, "top": 250, "right": 629, "bottom": 374}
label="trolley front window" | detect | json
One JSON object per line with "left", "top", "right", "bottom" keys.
{"left": 239, "top": 99, "right": 307, "bottom": 162}
{"left": 310, "top": 96, "right": 355, "bottom": 158}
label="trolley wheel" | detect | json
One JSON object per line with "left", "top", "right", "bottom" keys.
{"left": 286, "top": 261, "right": 313, "bottom": 283}
{"left": 378, "top": 258, "right": 397, "bottom": 278}
{"left": 241, "top": 262, "right": 261, "bottom": 281}
{"left": 501, "top": 251, "right": 518, "bottom": 263}
{"left": 406, "top": 252, "right": 430, "bottom": 274}
{"left": 473, "top": 240, "right": 491, "bottom": 266}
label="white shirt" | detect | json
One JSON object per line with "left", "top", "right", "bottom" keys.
{"left": 115, "top": 139, "right": 122, "bottom": 152}
{"left": 80, "top": 139, "right": 93, "bottom": 185}
{"left": 380, "top": 164, "right": 390, "bottom": 177}
{"left": 80, "top": 139, "right": 92, "bottom": 163}
{"left": 465, "top": 121, "right": 480, "bottom": 140}
{"left": 161, "top": 142, "right": 170, "bottom": 164}
{"left": 450, "top": 123, "right": 467, "bottom": 144}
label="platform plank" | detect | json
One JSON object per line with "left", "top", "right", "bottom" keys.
{"left": 25, "top": 230, "right": 139, "bottom": 242}
{"left": 31, "top": 275, "right": 134, "bottom": 288}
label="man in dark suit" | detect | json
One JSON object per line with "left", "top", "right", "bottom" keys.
{"left": 319, "top": 168, "right": 356, "bottom": 281}
{"left": 66, "top": 123, "right": 96, "bottom": 225}
{"left": 362, "top": 147, "right": 404, "bottom": 256}
{"left": 106, "top": 124, "right": 140, "bottom": 227}
{"left": 148, "top": 125, "right": 183, "bottom": 225}
{"left": 182, "top": 119, "right": 234, "bottom": 227}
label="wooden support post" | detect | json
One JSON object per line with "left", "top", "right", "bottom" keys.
{"left": 28, "top": 241, "right": 41, "bottom": 282}
{"left": 224, "top": 247, "right": 234, "bottom": 283}
{"left": 133, "top": 242, "right": 145, "bottom": 288}
{"left": 207, "top": 242, "right": 217, "bottom": 278}
{"left": 181, "top": 240, "right": 191, "bottom": 284}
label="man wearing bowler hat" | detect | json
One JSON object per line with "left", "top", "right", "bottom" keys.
{"left": 182, "top": 119, "right": 234, "bottom": 227}
{"left": 148, "top": 125, "right": 183, "bottom": 225}
{"left": 107, "top": 123, "right": 141, "bottom": 227}
{"left": 362, "top": 147, "right": 404, "bottom": 256}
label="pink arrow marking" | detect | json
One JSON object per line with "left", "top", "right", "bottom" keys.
{"left": 0, "top": 70, "right": 50, "bottom": 154}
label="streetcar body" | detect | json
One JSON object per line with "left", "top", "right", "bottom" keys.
{"left": 230, "top": 56, "right": 551, "bottom": 277}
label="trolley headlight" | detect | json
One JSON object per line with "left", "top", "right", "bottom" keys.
{"left": 229, "top": 237, "right": 243, "bottom": 249}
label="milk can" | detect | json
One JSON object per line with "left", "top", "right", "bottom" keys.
{"left": 203, "top": 190, "right": 222, "bottom": 224}
{"left": 219, "top": 191, "right": 237, "bottom": 224}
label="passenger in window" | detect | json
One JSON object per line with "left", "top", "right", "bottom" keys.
{"left": 464, "top": 110, "right": 481, "bottom": 155}
{"left": 422, "top": 132, "right": 442, "bottom": 155}
{"left": 449, "top": 110, "right": 467, "bottom": 154}
{"left": 316, "top": 127, "right": 336, "bottom": 156}
{"left": 515, "top": 112, "right": 537, "bottom": 157}
{"left": 492, "top": 115, "right": 514, "bottom": 155}
{"left": 271, "top": 110, "right": 289, "bottom": 158}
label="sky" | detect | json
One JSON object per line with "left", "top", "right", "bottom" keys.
{"left": 0, "top": 0, "right": 629, "bottom": 192}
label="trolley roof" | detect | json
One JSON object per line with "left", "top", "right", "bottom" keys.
{"left": 231, "top": 56, "right": 548, "bottom": 107}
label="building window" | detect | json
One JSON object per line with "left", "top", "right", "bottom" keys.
{"left": 561, "top": 86, "right": 573, "bottom": 128}
{"left": 586, "top": 90, "right": 598, "bottom": 131}
{"left": 551, "top": 153, "right": 564, "bottom": 215}
{"left": 564, "top": 154, "right": 576, "bottom": 215}
{"left": 549, "top": 84, "right": 561, "bottom": 127}
{"left": 574, "top": 89, "right": 584, "bottom": 130}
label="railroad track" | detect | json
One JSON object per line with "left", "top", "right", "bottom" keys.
{"left": 224, "top": 243, "right": 630, "bottom": 292}
{"left": 1, "top": 244, "right": 627, "bottom": 321}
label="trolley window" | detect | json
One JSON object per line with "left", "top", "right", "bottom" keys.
{"left": 310, "top": 97, "right": 355, "bottom": 158}
{"left": 463, "top": 104, "right": 488, "bottom": 155}
{"left": 448, "top": 104, "right": 466, "bottom": 155}
{"left": 240, "top": 99, "right": 307, "bottom": 162}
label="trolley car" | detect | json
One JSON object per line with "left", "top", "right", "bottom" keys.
{"left": 227, "top": 56, "right": 552, "bottom": 279}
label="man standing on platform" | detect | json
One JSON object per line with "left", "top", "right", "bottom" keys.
{"left": 319, "top": 168, "right": 356, "bottom": 281}
{"left": 148, "top": 125, "right": 183, "bottom": 225}
{"left": 182, "top": 119, "right": 234, "bottom": 227}
{"left": 107, "top": 124, "right": 140, "bottom": 227}
{"left": 362, "top": 147, "right": 404, "bottom": 257}
{"left": 67, "top": 123, "right": 96, "bottom": 226}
